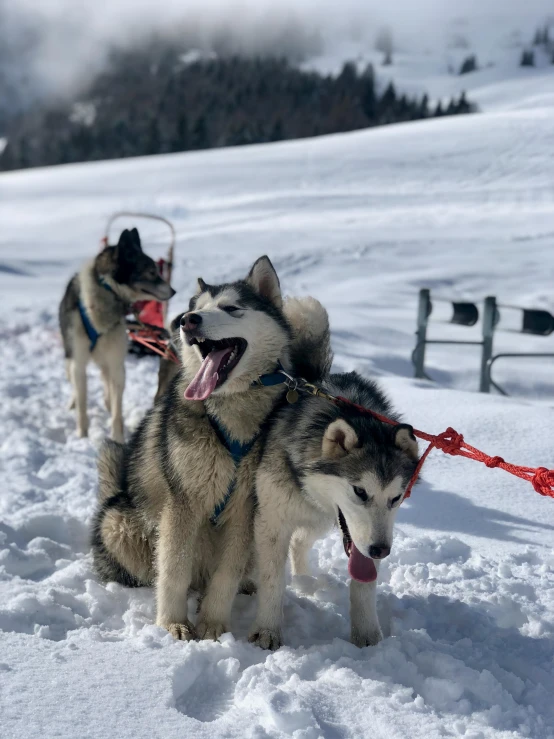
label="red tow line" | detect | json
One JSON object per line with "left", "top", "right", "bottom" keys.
{"left": 334, "top": 397, "right": 554, "bottom": 500}
{"left": 128, "top": 331, "right": 180, "bottom": 364}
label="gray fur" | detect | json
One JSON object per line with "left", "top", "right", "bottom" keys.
{"left": 91, "top": 255, "right": 331, "bottom": 642}
{"left": 59, "top": 228, "right": 174, "bottom": 442}
{"left": 249, "top": 371, "right": 419, "bottom": 650}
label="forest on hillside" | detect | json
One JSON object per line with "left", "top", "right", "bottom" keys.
{"left": 0, "top": 46, "right": 475, "bottom": 171}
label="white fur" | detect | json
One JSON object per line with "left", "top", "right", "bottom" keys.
{"left": 250, "top": 431, "right": 408, "bottom": 650}
{"left": 180, "top": 286, "right": 290, "bottom": 395}
{"left": 284, "top": 295, "right": 329, "bottom": 340}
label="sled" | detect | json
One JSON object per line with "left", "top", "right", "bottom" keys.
{"left": 101, "top": 212, "right": 178, "bottom": 362}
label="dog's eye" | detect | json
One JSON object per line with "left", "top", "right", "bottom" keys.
{"left": 390, "top": 494, "right": 402, "bottom": 507}
{"left": 220, "top": 305, "right": 240, "bottom": 314}
{"left": 353, "top": 486, "right": 369, "bottom": 502}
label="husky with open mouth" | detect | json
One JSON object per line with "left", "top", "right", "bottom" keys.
{"left": 91, "top": 256, "right": 331, "bottom": 641}
{"left": 249, "top": 371, "right": 419, "bottom": 650}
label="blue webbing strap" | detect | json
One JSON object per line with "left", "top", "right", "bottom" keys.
{"left": 78, "top": 301, "right": 101, "bottom": 352}
{"left": 77, "top": 278, "right": 116, "bottom": 352}
{"left": 209, "top": 418, "right": 258, "bottom": 525}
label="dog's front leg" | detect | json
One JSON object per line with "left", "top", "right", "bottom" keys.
{"left": 350, "top": 568, "right": 383, "bottom": 647}
{"left": 196, "top": 497, "right": 253, "bottom": 641}
{"left": 108, "top": 363, "right": 125, "bottom": 444}
{"left": 156, "top": 501, "right": 199, "bottom": 640}
{"left": 70, "top": 358, "right": 88, "bottom": 438}
{"left": 248, "top": 504, "right": 293, "bottom": 650}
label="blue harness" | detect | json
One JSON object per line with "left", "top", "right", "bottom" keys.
{"left": 208, "top": 364, "right": 289, "bottom": 524}
{"left": 78, "top": 279, "right": 115, "bottom": 352}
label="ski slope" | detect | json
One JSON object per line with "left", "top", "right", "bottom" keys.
{"left": 1, "top": 96, "right": 554, "bottom": 737}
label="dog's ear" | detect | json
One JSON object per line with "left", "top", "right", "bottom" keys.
{"left": 116, "top": 229, "right": 140, "bottom": 253}
{"left": 196, "top": 277, "right": 208, "bottom": 294}
{"left": 246, "top": 256, "right": 282, "bottom": 309}
{"left": 394, "top": 424, "right": 418, "bottom": 460}
{"left": 129, "top": 227, "right": 142, "bottom": 250}
{"left": 322, "top": 419, "right": 359, "bottom": 459}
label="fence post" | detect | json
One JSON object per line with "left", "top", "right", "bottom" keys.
{"left": 413, "top": 288, "right": 431, "bottom": 379}
{"left": 479, "top": 296, "right": 496, "bottom": 392}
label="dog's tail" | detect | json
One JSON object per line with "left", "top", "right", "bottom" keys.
{"left": 97, "top": 440, "right": 124, "bottom": 503}
{"left": 284, "top": 296, "right": 333, "bottom": 383}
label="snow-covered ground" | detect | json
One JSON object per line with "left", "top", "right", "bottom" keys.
{"left": 1, "top": 69, "right": 554, "bottom": 738}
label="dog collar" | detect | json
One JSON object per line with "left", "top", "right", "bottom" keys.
{"left": 98, "top": 276, "right": 115, "bottom": 294}
{"left": 253, "top": 361, "right": 289, "bottom": 388}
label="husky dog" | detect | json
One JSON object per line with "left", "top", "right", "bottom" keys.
{"left": 91, "top": 256, "right": 331, "bottom": 641}
{"left": 249, "top": 372, "right": 419, "bottom": 650}
{"left": 59, "top": 228, "right": 174, "bottom": 442}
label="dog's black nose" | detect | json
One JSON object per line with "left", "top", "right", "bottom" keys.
{"left": 181, "top": 312, "right": 202, "bottom": 331}
{"left": 369, "top": 545, "right": 390, "bottom": 560}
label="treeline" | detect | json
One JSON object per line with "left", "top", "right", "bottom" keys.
{"left": 0, "top": 48, "right": 476, "bottom": 171}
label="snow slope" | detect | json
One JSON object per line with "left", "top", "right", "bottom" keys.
{"left": 1, "top": 98, "right": 554, "bottom": 736}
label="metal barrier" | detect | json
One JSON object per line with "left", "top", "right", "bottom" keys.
{"left": 412, "top": 289, "right": 554, "bottom": 394}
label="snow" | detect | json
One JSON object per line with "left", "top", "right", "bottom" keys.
{"left": 1, "top": 65, "right": 554, "bottom": 738}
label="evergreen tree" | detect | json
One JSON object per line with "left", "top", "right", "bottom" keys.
{"left": 361, "top": 64, "right": 376, "bottom": 120}
{"left": 18, "top": 135, "right": 29, "bottom": 169}
{"left": 270, "top": 119, "right": 283, "bottom": 142}
{"left": 520, "top": 49, "right": 535, "bottom": 67}
{"left": 459, "top": 55, "right": 477, "bottom": 75}
{"left": 172, "top": 114, "right": 189, "bottom": 152}
{"left": 419, "top": 93, "right": 429, "bottom": 119}
{"left": 192, "top": 115, "right": 208, "bottom": 150}
{"left": 146, "top": 118, "right": 160, "bottom": 155}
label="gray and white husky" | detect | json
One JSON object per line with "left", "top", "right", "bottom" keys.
{"left": 249, "top": 371, "right": 419, "bottom": 650}
{"left": 91, "top": 256, "right": 331, "bottom": 641}
{"left": 59, "top": 228, "right": 174, "bottom": 442}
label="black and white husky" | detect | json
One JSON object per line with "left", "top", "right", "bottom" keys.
{"left": 91, "top": 256, "right": 331, "bottom": 641}
{"left": 59, "top": 228, "right": 174, "bottom": 442}
{"left": 249, "top": 372, "right": 419, "bottom": 650}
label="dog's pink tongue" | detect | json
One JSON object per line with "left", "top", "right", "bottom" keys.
{"left": 184, "top": 348, "right": 233, "bottom": 401}
{"left": 348, "top": 543, "right": 378, "bottom": 583}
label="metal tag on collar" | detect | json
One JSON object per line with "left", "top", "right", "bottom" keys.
{"left": 277, "top": 368, "right": 300, "bottom": 404}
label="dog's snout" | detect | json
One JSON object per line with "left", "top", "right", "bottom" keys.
{"left": 368, "top": 545, "right": 390, "bottom": 560}
{"left": 181, "top": 312, "right": 202, "bottom": 331}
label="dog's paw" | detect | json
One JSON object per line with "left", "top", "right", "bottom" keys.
{"left": 238, "top": 578, "right": 257, "bottom": 596}
{"left": 351, "top": 627, "right": 383, "bottom": 648}
{"left": 248, "top": 628, "right": 282, "bottom": 651}
{"left": 77, "top": 426, "right": 88, "bottom": 438}
{"left": 162, "top": 621, "right": 196, "bottom": 641}
{"left": 196, "top": 620, "right": 227, "bottom": 641}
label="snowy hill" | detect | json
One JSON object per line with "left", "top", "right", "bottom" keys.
{"left": 1, "top": 87, "right": 554, "bottom": 737}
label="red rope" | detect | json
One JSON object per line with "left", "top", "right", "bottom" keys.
{"left": 334, "top": 396, "right": 554, "bottom": 500}
{"left": 128, "top": 332, "right": 180, "bottom": 365}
